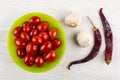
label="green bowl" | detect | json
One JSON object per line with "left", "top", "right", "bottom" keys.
{"left": 7, "top": 12, "right": 66, "bottom": 73}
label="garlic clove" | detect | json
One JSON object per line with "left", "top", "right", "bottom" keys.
{"left": 64, "top": 12, "right": 81, "bottom": 27}
{"left": 77, "top": 31, "right": 93, "bottom": 48}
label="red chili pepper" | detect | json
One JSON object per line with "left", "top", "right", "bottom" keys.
{"left": 67, "top": 17, "right": 102, "bottom": 70}
{"left": 99, "top": 8, "right": 113, "bottom": 65}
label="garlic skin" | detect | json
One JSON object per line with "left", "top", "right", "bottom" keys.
{"left": 64, "top": 12, "right": 81, "bottom": 27}
{"left": 77, "top": 31, "right": 93, "bottom": 48}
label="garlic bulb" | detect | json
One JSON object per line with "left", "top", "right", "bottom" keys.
{"left": 64, "top": 12, "right": 81, "bottom": 27}
{"left": 77, "top": 31, "right": 93, "bottom": 48}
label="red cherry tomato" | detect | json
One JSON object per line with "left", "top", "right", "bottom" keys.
{"left": 14, "top": 38, "right": 26, "bottom": 48}
{"left": 39, "top": 41, "right": 52, "bottom": 53}
{"left": 37, "top": 21, "right": 49, "bottom": 32}
{"left": 26, "top": 42, "right": 38, "bottom": 56}
{"left": 22, "top": 25, "right": 31, "bottom": 33}
{"left": 30, "top": 24, "right": 36, "bottom": 29}
{"left": 35, "top": 56, "right": 44, "bottom": 67}
{"left": 48, "top": 28, "right": 58, "bottom": 40}
{"left": 13, "top": 27, "right": 21, "bottom": 37}
{"left": 17, "top": 48, "right": 25, "bottom": 58}
{"left": 30, "top": 16, "right": 41, "bottom": 25}
{"left": 30, "top": 29, "right": 38, "bottom": 37}
{"left": 24, "top": 54, "right": 34, "bottom": 66}
{"left": 32, "top": 36, "right": 43, "bottom": 45}
{"left": 44, "top": 50, "right": 57, "bottom": 62}
{"left": 20, "top": 32, "right": 30, "bottom": 42}
{"left": 22, "top": 21, "right": 30, "bottom": 27}
{"left": 52, "top": 38, "right": 62, "bottom": 49}
{"left": 38, "top": 32, "right": 49, "bottom": 41}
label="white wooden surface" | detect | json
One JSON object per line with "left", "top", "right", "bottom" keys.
{"left": 0, "top": 0, "right": 120, "bottom": 80}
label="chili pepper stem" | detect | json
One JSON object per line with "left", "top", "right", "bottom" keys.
{"left": 87, "top": 16, "right": 98, "bottom": 31}
{"left": 105, "top": 60, "right": 111, "bottom": 65}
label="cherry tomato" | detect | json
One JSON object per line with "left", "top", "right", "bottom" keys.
{"left": 44, "top": 50, "right": 57, "bottom": 62}
{"left": 22, "top": 21, "right": 30, "bottom": 27}
{"left": 52, "top": 38, "right": 62, "bottom": 49}
{"left": 30, "top": 29, "right": 38, "bottom": 37}
{"left": 48, "top": 28, "right": 58, "bottom": 40}
{"left": 35, "top": 56, "right": 44, "bottom": 67}
{"left": 38, "top": 32, "right": 49, "bottom": 41}
{"left": 30, "top": 16, "right": 41, "bottom": 25}
{"left": 26, "top": 42, "right": 38, "bottom": 56}
{"left": 20, "top": 32, "right": 30, "bottom": 42}
{"left": 24, "top": 54, "right": 34, "bottom": 66}
{"left": 22, "top": 25, "right": 31, "bottom": 33}
{"left": 39, "top": 41, "right": 52, "bottom": 53}
{"left": 13, "top": 27, "right": 21, "bottom": 37}
{"left": 37, "top": 21, "right": 49, "bottom": 32}
{"left": 30, "top": 24, "right": 36, "bottom": 29}
{"left": 14, "top": 38, "right": 26, "bottom": 48}
{"left": 32, "top": 36, "right": 43, "bottom": 45}
{"left": 17, "top": 48, "right": 25, "bottom": 58}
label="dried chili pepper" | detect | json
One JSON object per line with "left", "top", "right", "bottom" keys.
{"left": 99, "top": 8, "right": 113, "bottom": 65}
{"left": 67, "top": 17, "right": 102, "bottom": 70}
